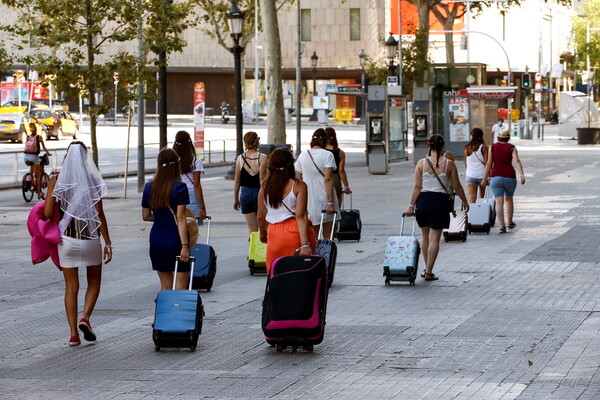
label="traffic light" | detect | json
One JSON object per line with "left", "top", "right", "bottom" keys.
{"left": 521, "top": 73, "right": 531, "bottom": 89}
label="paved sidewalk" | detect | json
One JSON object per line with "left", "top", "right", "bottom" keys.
{"left": 0, "top": 130, "right": 599, "bottom": 399}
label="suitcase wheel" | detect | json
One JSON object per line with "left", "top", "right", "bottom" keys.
{"left": 443, "top": 232, "right": 449, "bottom": 242}
{"left": 385, "top": 278, "right": 390, "bottom": 285}
{"left": 305, "top": 344, "right": 314, "bottom": 352}
{"left": 276, "top": 344, "right": 284, "bottom": 352}
{"left": 467, "top": 223, "right": 472, "bottom": 234}
{"left": 155, "top": 345, "right": 160, "bottom": 352}
{"left": 190, "top": 344, "right": 196, "bottom": 352}
{"left": 484, "top": 223, "right": 490, "bottom": 234}
{"left": 248, "top": 260, "right": 255, "bottom": 275}
{"left": 292, "top": 345, "right": 298, "bottom": 353}
{"left": 410, "top": 280, "right": 415, "bottom": 285}
{"left": 461, "top": 232, "right": 467, "bottom": 242}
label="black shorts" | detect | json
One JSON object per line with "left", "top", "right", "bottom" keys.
{"left": 415, "top": 192, "right": 450, "bottom": 230}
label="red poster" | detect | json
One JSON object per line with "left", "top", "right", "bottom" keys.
{"left": 193, "top": 82, "right": 205, "bottom": 154}
{"left": 336, "top": 79, "right": 356, "bottom": 117}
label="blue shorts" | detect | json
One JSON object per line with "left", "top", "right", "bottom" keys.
{"left": 187, "top": 189, "right": 201, "bottom": 217}
{"left": 24, "top": 153, "right": 41, "bottom": 165}
{"left": 491, "top": 176, "right": 517, "bottom": 197}
{"left": 240, "top": 186, "right": 259, "bottom": 214}
{"left": 465, "top": 176, "right": 482, "bottom": 185}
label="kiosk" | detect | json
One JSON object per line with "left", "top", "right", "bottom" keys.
{"left": 366, "top": 85, "right": 388, "bottom": 174}
{"left": 412, "top": 87, "right": 431, "bottom": 165}
{"left": 386, "top": 86, "right": 408, "bottom": 161}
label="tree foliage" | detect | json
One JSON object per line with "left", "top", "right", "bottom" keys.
{"left": 0, "top": 0, "right": 195, "bottom": 165}
{"left": 572, "top": 1, "right": 600, "bottom": 82}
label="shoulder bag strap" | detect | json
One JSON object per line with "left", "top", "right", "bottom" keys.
{"left": 241, "top": 154, "right": 258, "bottom": 175}
{"left": 425, "top": 158, "right": 454, "bottom": 198}
{"left": 306, "top": 150, "right": 325, "bottom": 177}
{"left": 167, "top": 205, "right": 178, "bottom": 226}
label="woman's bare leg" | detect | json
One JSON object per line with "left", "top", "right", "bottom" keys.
{"left": 495, "top": 197, "right": 505, "bottom": 228}
{"left": 82, "top": 265, "right": 102, "bottom": 321}
{"left": 426, "top": 228, "right": 443, "bottom": 275}
{"left": 244, "top": 212, "right": 259, "bottom": 233}
{"left": 467, "top": 184, "right": 478, "bottom": 204}
{"left": 505, "top": 196, "right": 514, "bottom": 226}
{"left": 420, "top": 227, "right": 430, "bottom": 267}
{"left": 62, "top": 268, "right": 80, "bottom": 337}
{"left": 157, "top": 271, "right": 174, "bottom": 291}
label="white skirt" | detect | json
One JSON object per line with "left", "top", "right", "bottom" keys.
{"left": 58, "top": 236, "right": 102, "bottom": 268}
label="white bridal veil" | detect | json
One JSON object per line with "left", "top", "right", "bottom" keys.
{"left": 53, "top": 144, "right": 108, "bottom": 238}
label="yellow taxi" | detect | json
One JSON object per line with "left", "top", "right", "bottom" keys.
{"left": 0, "top": 113, "right": 46, "bottom": 143}
{"left": 29, "top": 108, "right": 78, "bottom": 140}
{"left": 0, "top": 100, "right": 46, "bottom": 114}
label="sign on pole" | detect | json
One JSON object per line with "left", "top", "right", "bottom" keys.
{"left": 535, "top": 72, "right": 542, "bottom": 82}
{"left": 193, "top": 82, "right": 205, "bottom": 157}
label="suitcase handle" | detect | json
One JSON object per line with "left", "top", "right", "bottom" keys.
{"left": 318, "top": 210, "right": 337, "bottom": 240}
{"left": 197, "top": 216, "right": 212, "bottom": 245}
{"left": 342, "top": 192, "right": 352, "bottom": 209}
{"left": 400, "top": 213, "right": 417, "bottom": 237}
{"left": 174, "top": 256, "right": 196, "bottom": 290}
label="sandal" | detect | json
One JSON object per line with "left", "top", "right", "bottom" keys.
{"left": 508, "top": 223, "right": 517, "bottom": 229}
{"left": 424, "top": 273, "right": 439, "bottom": 281}
{"left": 499, "top": 227, "right": 507, "bottom": 233}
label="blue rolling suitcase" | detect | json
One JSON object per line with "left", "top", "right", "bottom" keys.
{"left": 190, "top": 216, "right": 217, "bottom": 291}
{"left": 314, "top": 211, "right": 337, "bottom": 288}
{"left": 383, "top": 214, "right": 420, "bottom": 285}
{"left": 153, "top": 256, "right": 204, "bottom": 352}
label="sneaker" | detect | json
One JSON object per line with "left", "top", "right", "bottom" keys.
{"left": 68, "top": 336, "right": 81, "bottom": 346}
{"left": 78, "top": 318, "right": 96, "bottom": 342}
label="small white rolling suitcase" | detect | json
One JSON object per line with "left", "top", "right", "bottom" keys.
{"left": 443, "top": 209, "right": 468, "bottom": 242}
{"left": 467, "top": 187, "right": 493, "bottom": 234}
{"left": 383, "top": 213, "right": 420, "bottom": 285}
{"left": 479, "top": 186, "right": 496, "bottom": 227}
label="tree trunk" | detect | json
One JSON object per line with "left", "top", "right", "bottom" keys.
{"left": 444, "top": 20, "right": 455, "bottom": 65}
{"left": 259, "top": 0, "right": 285, "bottom": 143}
{"left": 86, "top": 0, "right": 99, "bottom": 166}
{"left": 415, "top": 1, "right": 430, "bottom": 86}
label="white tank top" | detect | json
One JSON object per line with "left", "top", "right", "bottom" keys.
{"left": 265, "top": 181, "right": 297, "bottom": 224}
{"left": 465, "top": 144, "right": 485, "bottom": 179}
{"left": 421, "top": 158, "right": 452, "bottom": 193}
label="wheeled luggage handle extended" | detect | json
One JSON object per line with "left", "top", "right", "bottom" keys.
{"left": 342, "top": 192, "right": 353, "bottom": 209}
{"left": 197, "top": 216, "right": 212, "bottom": 245}
{"left": 318, "top": 210, "right": 337, "bottom": 240}
{"left": 174, "top": 256, "right": 196, "bottom": 290}
{"left": 400, "top": 213, "right": 417, "bottom": 237}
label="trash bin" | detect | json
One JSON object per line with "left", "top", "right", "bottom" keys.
{"left": 576, "top": 127, "right": 600, "bottom": 145}
{"left": 367, "top": 142, "right": 388, "bottom": 174}
{"left": 518, "top": 120, "right": 532, "bottom": 139}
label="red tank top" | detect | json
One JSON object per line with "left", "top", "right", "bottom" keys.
{"left": 490, "top": 142, "right": 515, "bottom": 178}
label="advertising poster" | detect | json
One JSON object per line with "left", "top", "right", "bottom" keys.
{"left": 448, "top": 97, "right": 469, "bottom": 142}
{"left": 193, "top": 82, "right": 205, "bottom": 156}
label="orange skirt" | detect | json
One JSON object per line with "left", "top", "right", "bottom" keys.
{"left": 266, "top": 219, "right": 316, "bottom": 273}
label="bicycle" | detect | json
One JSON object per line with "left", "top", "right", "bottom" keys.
{"left": 22, "top": 154, "right": 51, "bottom": 202}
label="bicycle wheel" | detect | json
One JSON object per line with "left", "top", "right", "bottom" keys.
{"left": 22, "top": 173, "right": 34, "bottom": 202}
{"left": 40, "top": 173, "right": 50, "bottom": 200}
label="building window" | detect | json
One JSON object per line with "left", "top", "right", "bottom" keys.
{"left": 350, "top": 9, "right": 360, "bottom": 41}
{"left": 301, "top": 9, "right": 311, "bottom": 41}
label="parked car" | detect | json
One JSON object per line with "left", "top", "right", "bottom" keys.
{"left": 0, "top": 100, "right": 46, "bottom": 114}
{"left": 0, "top": 113, "right": 46, "bottom": 143}
{"left": 29, "top": 108, "right": 78, "bottom": 140}
{"left": 34, "top": 99, "right": 69, "bottom": 111}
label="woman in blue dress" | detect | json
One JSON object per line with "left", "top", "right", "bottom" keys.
{"left": 142, "top": 148, "right": 191, "bottom": 290}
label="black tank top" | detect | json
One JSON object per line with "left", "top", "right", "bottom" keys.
{"left": 328, "top": 148, "right": 341, "bottom": 175}
{"left": 239, "top": 155, "right": 261, "bottom": 187}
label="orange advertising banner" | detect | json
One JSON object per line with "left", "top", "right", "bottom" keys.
{"left": 335, "top": 79, "right": 356, "bottom": 115}
{"left": 193, "top": 82, "right": 205, "bottom": 154}
{"left": 390, "top": 0, "right": 464, "bottom": 35}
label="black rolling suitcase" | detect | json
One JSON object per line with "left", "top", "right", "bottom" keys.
{"left": 314, "top": 211, "right": 337, "bottom": 288}
{"left": 335, "top": 193, "right": 362, "bottom": 241}
{"left": 190, "top": 216, "right": 217, "bottom": 291}
{"left": 153, "top": 256, "right": 204, "bottom": 352}
{"left": 262, "top": 255, "right": 328, "bottom": 352}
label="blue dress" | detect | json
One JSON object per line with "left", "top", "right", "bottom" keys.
{"left": 142, "top": 181, "right": 190, "bottom": 272}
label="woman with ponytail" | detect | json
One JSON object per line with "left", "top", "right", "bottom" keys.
{"left": 257, "top": 148, "right": 315, "bottom": 273}
{"left": 172, "top": 130, "right": 207, "bottom": 221}
{"left": 142, "top": 148, "right": 191, "bottom": 290}
{"left": 405, "top": 134, "right": 468, "bottom": 281}
{"left": 463, "top": 127, "right": 488, "bottom": 203}
{"left": 233, "top": 131, "right": 267, "bottom": 233}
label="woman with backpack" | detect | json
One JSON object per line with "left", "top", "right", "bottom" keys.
{"left": 142, "top": 148, "right": 191, "bottom": 290}
{"left": 233, "top": 131, "right": 267, "bottom": 233}
{"left": 44, "top": 141, "right": 113, "bottom": 346}
{"left": 23, "top": 122, "right": 50, "bottom": 200}
{"left": 257, "top": 148, "right": 315, "bottom": 273}
{"left": 463, "top": 128, "right": 488, "bottom": 204}
{"left": 172, "top": 130, "right": 207, "bottom": 220}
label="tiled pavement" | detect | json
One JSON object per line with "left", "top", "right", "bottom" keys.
{"left": 0, "top": 128, "right": 599, "bottom": 399}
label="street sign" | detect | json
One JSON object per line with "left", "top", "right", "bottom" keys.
{"left": 390, "top": 98, "right": 403, "bottom": 107}
{"left": 535, "top": 72, "right": 542, "bottom": 82}
{"left": 327, "top": 84, "right": 362, "bottom": 93}
{"left": 387, "top": 76, "right": 398, "bottom": 86}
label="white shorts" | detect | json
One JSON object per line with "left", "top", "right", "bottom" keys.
{"left": 58, "top": 236, "right": 102, "bottom": 268}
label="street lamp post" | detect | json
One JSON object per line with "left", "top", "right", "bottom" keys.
{"left": 225, "top": 1, "right": 245, "bottom": 180}
{"left": 386, "top": 34, "right": 398, "bottom": 76}
{"left": 358, "top": 49, "right": 367, "bottom": 125}
{"left": 309, "top": 51, "right": 318, "bottom": 121}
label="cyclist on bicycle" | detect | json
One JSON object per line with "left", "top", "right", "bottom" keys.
{"left": 23, "top": 122, "right": 50, "bottom": 200}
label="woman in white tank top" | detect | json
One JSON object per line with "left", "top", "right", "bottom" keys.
{"left": 257, "top": 149, "right": 316, "bottom": 273}
{"left": 463, "top": 128, "right": 489, "bottom": 204}
{"left": 405, "top": 134, "right": 469, "bottom": 281}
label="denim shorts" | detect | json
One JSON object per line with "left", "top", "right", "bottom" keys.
{"left": 491, "top": 176, "right": 517, "bottom": 197}
{"left": 187, "top": 189, "right": 201, "bottom": 218}
{"left": 24, "top": 153, "right": 40, "bottom": 165}
{"left": 240, "top": 186, "right": 260, "bottom": 214}
{"left": 465, "top": 176, "right": 482, "bottom": 185}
